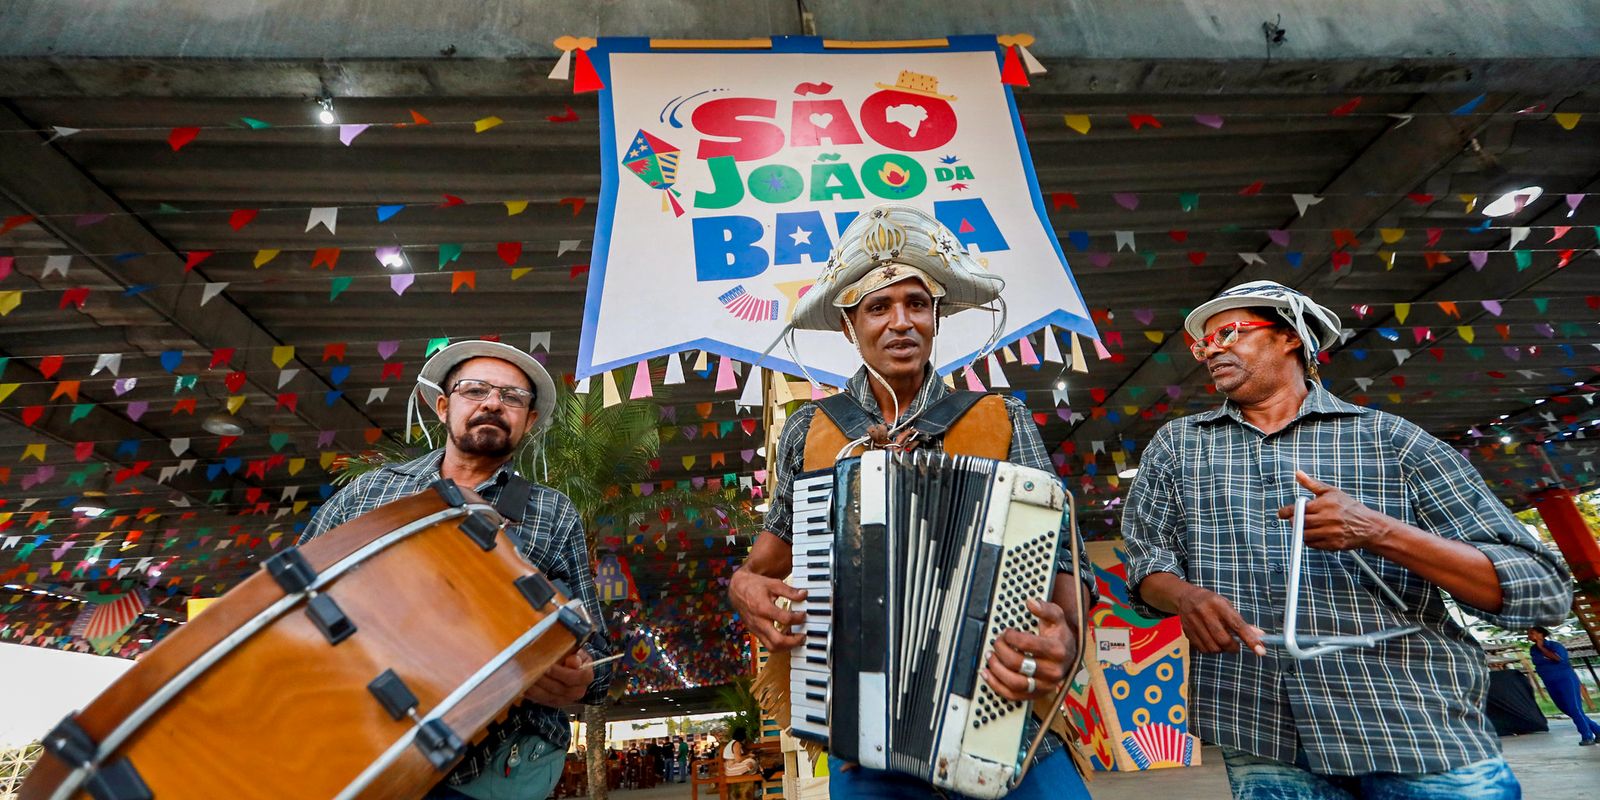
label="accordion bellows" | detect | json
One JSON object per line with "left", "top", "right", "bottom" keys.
{"left": 788, "top": 450, "right": 1065, "bottom": 798}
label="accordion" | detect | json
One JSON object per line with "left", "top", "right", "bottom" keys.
{"left": 788, "top": 449, "right": 1067, "bottom": 798}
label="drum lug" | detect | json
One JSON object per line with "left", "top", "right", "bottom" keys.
{"left": 458, "top": 511, "right": 500, "bottom": 551}
{"left": 306, "top": 593, "right": 358, "bottom": 644}
{"left": 43, "top": 714, "right": 96, "bottom": 767}
{"left": 414, "top": 718, "right": 466, "bottom": 771}
{"left": 557, "top": 605, "right": 594, "bottom": 644}
{"left": 263, "top": 547, "right": 317, "bottom": 594}
{"left": 85, "top": 757, "right": 153, "bottom": 800}
{"left": 515, "top": 573, "right": 557, "bottom": 609}
{"left": 367, "top": 669, "right": 420, "bottom": 721}
{"left": 431, "top": 478, "right": 467, "bottom": 507}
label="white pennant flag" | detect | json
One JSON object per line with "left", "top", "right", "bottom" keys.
{"left": 1238, "top": 253, "right": 1266, "bottom": 266}
{"left": 42, "top": 255, "right": 71, "bottom": 278}
{"left": 200, "top": 282, "right": 228, "bottom": 306}
{"left": 1051, "top": 386, "right": 1071, "bottom": 406}
{"left": 366, "top": 388, "right": 389, "bottom": 404}
{"left": 557, "top": 240, "right": 581, "bottom": 257}
{"left": 1354, "top": 377, "right": 1374, "bottom": 391}
{"left": 281, "top": 485, "right": 300, "bottom": 501}
{"left": 573, "top": 375, "right": 591, "bottom": 394}
{"left": 157, "top": 466, "right": 178, "bottom": 484}
{"left": 92, "top": 353, "right": 122, "bottom": 376}
{"left": 1393, "top": 349, "right": 1411, "bottom": 365}
{"left": 548, "top": 48, "right": 573, "bottom": 80}
{"left": 306, "top": 206, "right": 339, "bottom": 234}
{"left": 528, "top": 331, "right": 551, "bottom": 352}
{"left": 169, "top": 438, "right": 190, "bottom": 456}
{"left": 277, "top": 368, "right": 299, "bottom": 389}
{"left": 1114, "top": 231, "right": 1136, "bottom": 252}
{"left": 663, "top": 352, "right": 686, "bottom": 385}
{"left": 47, "top": 126, "right": 83, "bottom": 143}
{"left": 1292, "top": 194, "right": 1324, "bottom": 216}
{"left": 986, "top": 354, "right": 1009, "bottom": 388}
{"left": 1508, "top": 227, "right": 1530, "bottom": 250}
{"left": 737, "top": 367, "right": 764, "bottom": 408}
{"left": 1041, "top": 326, "right": 1063, "bottom": 363}
{"left": 176, "top": 458, "right": 196, "bottom": 475}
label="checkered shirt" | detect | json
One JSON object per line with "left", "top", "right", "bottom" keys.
{"left": 299, "top": 449, "right": 612, "bottom": 785}
{"left": 1121, "top": 383, "right": 1571, "bottom": 775}
{"left": 763, "top": 366, "right": 1097, "bottom": 766}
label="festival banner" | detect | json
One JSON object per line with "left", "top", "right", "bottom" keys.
{"left": 578, "top": 36, "right": 1096, "bottom": 384}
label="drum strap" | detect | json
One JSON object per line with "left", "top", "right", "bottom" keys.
{"left": 493, "top": 472, "right": 534, "bottom": 523}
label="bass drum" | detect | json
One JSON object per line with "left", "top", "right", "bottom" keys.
{"left": 22, "top": 480, "right": 592, "bottom": 800}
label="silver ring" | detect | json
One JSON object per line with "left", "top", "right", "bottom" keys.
{"left": 1020, "top": 657, "right": 1038, "bottom": 678}
{"left": 1026, "top": 676, "right": 1037, "bottom": 694}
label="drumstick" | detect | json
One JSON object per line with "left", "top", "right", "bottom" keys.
{"left": 588, "top": 652, "right": 625, "bottom": 667}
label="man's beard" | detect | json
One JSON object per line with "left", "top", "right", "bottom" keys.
{"left": 450, "top": 410, "right": 518, "bottom": 458}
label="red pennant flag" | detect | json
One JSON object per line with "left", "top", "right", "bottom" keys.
{"left": 1050, "top": 192, "right": 1078, "bottom": 211}
{"left": 39, "top": 354, "right": 64, "bottom": 378}
{"left": 572, "top": 48, "right": 605, "bottom": 93}
{"left": 1425, "top": 228, "right": 1442, "bottom": 246}
{"left": 1331, "top": 229, "right": 1359, "bottom": 248}
{"left": 1422, "top": 251, "right": 1451, "bottom": 269}
{"left": 1127, "top": 114, "right": 1161, "bottom": 130}
{"left": 439, "top": 194, "right": 466, "bottom": 208}
{"left": 380, "top": 362, "right": 406, "bottom": 380}
{"left": 1186, "top": 251, "right": 1207, "bottom": 266}
{"left": 1000, "top": 44, "right": 1029, "bottom": 86}
{"left": 1428, "top": 348, "right": 1445, "bottom": 362}
{"left": 1330, "top": 97, "right": 1363, "bottom": 116}
{"left": 1557, "top": 249, "right": 1574, "bottom": 268}
{"left": 114, "top": 462, "right": 152, "bottom": 484}
{"left": 228, "top": 209, "right": 259, "bottom": 231}
{"left": 74, "top": 441, "right": 95, "bottom": 462}
{"left": 1238, "top": 181, "right": 1265, "bottom": 196}
{"left": 1331, "top": 251, "right": 1352, "bottom": 271}
{"left": 59, "top": 287, "right": 89, "bottom": 309}
{"left": 1406, "top": 193, "right": 1435, "bottom": 205}
{"left": 209, "top": 348, "right": 235, "bottom": 368}
{"left": 223, "top": 371, "right": 247, "bottom": 392}
{"left": 322, "top": 342, "right": 346, "bottom": 362}
{"left": 0, "top": 215, "right": 35, "bottom": 236}
{"left": 217, "top": 436, "right": 238, "bottom": 453}
{"left": 21, "top": 406, "right": 44, "bottom": 427}
{"left": 497, "top": 242, "right": 523, "bottom": 265}
{"left": 546, "top": 105, "right": 580, "bottom": 124}
{"left": 184, "top": 251, "right": 214, "bottom": 272}
{"left": 560, "top": 197, "right": 587, "bottom": 216}
{"left": 172, "top": 398, "right": 197, "bottom": 415}
{"left": 409, "top": 109, "right": 431, "bottom": 125}
{"left": 1391, "top": 375, "right": 1406, "bottom": 388}
{"left": 310, "top": 248, "right": 341, "bottom": 270}
{"left": 1168, "top": 230, "right": 1189, "bottom": 242}
{"left": 168, "top": 127, "right": 201, "bottom": 151}
{"left": 276, "top": 393, "right": 299, "bottom": 412}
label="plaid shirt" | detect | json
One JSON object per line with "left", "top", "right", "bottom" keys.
{"left": 1122, "top": 382, "right": 1571, "bottom": 775}
{"left": 300, "top": 450, "right": 612, "bottom": 785}
{"left": 764, "top": 366, "right": 1097, "bottom": 767}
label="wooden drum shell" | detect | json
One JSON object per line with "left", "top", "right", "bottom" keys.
{"left": 22, "top": 488, "right": 584, "bottom": 799}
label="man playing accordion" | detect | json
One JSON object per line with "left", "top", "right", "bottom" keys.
{"left": 728, "top": 203, "right": 1095, "bottom": 800}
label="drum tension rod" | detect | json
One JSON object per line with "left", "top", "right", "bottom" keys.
{"left": 365, "top": 669, "right": 467, "bottom": 771}
{"left": 42, "top": 716, "right": 153, "bottom": 800}
{"left": 262, "top": 547, "right": 358, "bottom": 645}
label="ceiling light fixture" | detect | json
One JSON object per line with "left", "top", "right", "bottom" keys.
{"left": 1481, "top": 185, "right": 1543, "bottom": 217}
{"left": 1052, "top": 367, "right": 1069, "bottom": 392}
{"left": 202, "top": 414, "right": 246, "bottom": 437}
{"left": 1117, "top": 467, "right": 1139, "bottom": 479}
{"left": 1500, "top": 435, "right": 1513, "bottom": 444}
{"left": 316, "top": 95, "right": 337, "bottom": 125}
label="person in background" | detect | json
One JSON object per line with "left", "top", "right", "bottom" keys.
{"left": 1528, "top": 626, "right": 1600, "bottom": 746}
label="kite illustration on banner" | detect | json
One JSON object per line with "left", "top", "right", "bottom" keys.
{"left": 623, "top": 129, "right": 686, "bottom": 217}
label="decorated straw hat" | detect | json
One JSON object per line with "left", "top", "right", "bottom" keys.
{"left": 1184, "top": 280, "right": 1343, "bottom": 363}
{"left": 873, "top": 70, "right": 957, "bottom": 101}
{"left": 790, "top": 203, "right": 1004, "bottom": 332}
{"left": 414, "top": 339, "right": 556, "bottom": 432}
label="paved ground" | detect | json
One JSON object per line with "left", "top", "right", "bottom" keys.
{"left": 608, "top": 727, "right": 1599, "bottom": 799}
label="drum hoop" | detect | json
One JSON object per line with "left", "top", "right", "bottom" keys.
{"left": 48, "top": 502, "right": 497, "bottom": 800}
{"left": 334, "top": 598, "right": 586, "bottom": 799}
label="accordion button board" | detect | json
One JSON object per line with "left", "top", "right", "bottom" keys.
{"left": 786, "top": 450, "right": 1066, "bottom": 799}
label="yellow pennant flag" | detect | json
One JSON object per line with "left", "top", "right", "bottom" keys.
{"left": 510, "top": 267, "right": 533, "bottom": 280}
{"left": 1395, "top": 303, "right": 1410, "bottom": 324}
{"left": 601, "top": 370, "right": 622, "bottom": 408}
{"left": 226, "top": 395, "right": 246, "bottom": 414}
{"left": 1144, "top": 330, "right": 1165, "bottom": 344}
{"left": 1063, "top": 114, "right": 1091, "bottom": 135}
{"left": 1378, "top": 228, "right": 1405, "bottom": 244}
{"left": 22, "top": 443, "right": 47, "bottom": 462}
{"left": 292, "top": 500, "right": 308, "bottom": 514}
{"left": 504, "top": 200, "right": 529, "bottom": 216}
{"left": 0, "top": 290, "right": 20, "bottom": 316}
{"left": 1459, "top": 194, "right": 1478, "bottom": 214}
{"left": 253, "top": 249, "right": 281, "bottom": 269}
{"left": 288, "top": 458, "right": 306, "bottom": 476}
{"left": 1001, "top": 345, "right": 1018, "bottom": 364}
{"left": 474, "top": 116, "right": 505, "bottom": 133}
{"left": 1387, "top": 393, "right": 1402, "bottom": 404}
{"left": 692, "top": 350, "right": 709, "bottom": 372}
{"left": 0, "top": 383, "right": 19, "bottom": 403}
{"left": 1457, "top": 325, "right": 1476, "bottom": 343}
{"left": 1379, "top": 250, "right": 1396, "bottom": 270}
{"left": 1553, "top": 113, "right": 1582, "bottom": 130}
{"left": 271, "top": 345, "right": 295, "bottom": 368}
{"left": 319, "top": 451, "right": 338, "bottom": 470}
{"left": 1069, "top": 333, "right": 1088, "bottom": 373}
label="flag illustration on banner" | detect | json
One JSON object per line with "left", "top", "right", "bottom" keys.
{"left": 622, "top": 129, "right": 686, "bottom": 217}
{"left": 82, "top": 589, "right": 147, "bottom": 653}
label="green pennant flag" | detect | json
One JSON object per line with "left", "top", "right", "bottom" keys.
{"left": 174, "top": 374, "right": 197, "bottom": 393}
{"left": 1533, "top": 297, "right": 1549, "bottom": 313}
{"left": 438, "top": 243, "right": 463, "bottom": 268}
{"left": 1178, "top": 192, "right": 1199, "bottom": 212}
{"left": 426, "top": 337, "right": 449, "bottom": 357}
{"left": 269, "top": 433, "right": 290, "bottom": 451}
{"left": 69, "top": 403, "right": 93, "bottom": 423}
{"left": 1514, "top": 251, "right": 1532, "bottom": 271}
{"left": 329, "top": 276, "right": 354, "bottom": 301}
{"left": 240, "top": 117, "right": 272, "bottom": 129}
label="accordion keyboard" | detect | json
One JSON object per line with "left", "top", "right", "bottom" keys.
{"left": 788, "top": 470, "right": 835, "bottom": 743}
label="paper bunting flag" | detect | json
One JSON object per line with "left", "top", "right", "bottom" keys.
{"left": 737, "top": 367, "right": 764, "bottom": 408}
{"left": 1292, "top": 194, "right": 1324, "bottom": 216}
{"left": 1063, "top": 115, "right": 1090, "bottom": 134}
{"left": 713, "top": 356, "right": 739, "bottom": 392}
{"left": 1194, "top": 114, "right": 1224, "bottom": 129}
{"left": 600, "top": 370, "right": 622, "bottom": 407}
{"left": 1554, "top": 113, "right": 1582, "bottom": 130}
{"left": 253, "top": 249, "right": 280, "bottom": 268}
{"left": 557, "top": 239, "right": 580, "bottom": 257}
{"left": 43, "top": 255, "right": 71, "bottom": 278}
{"left": 167, "top": 127, "right": 200, "bottom": 151}
{"left": 338, "top": 124, "right": 370, "bottom": 146}
{"left": 504, "top": 200, "right": 528, "bottom": 216}
{"left": 663, "top": 352, "right": 685, "bottom": 385}
{"left": 306, "top": 207, "right": 338, "bottom": 234}
{"left": 630, "top": 361, "right": 653, "bottom": 399}
{"left": 199, "top": 282, "right": 228, "bottom": 306}
{"left": 473, "top": 116, "right": 504, "bottom": 133}
{"left": 229, "top": 209, "right": 259, "bottom": 231}
{"left": 450, "top": 271, "right": 476, "bottom": 292}
{"left": 390, "top": 274, "right": 414, "bottom": 295}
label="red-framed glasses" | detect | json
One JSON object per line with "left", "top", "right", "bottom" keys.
{"left": 1190, "top": 321, "right": 1277, "bottom": 361}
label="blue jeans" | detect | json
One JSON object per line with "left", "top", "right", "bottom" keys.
{"left": 424, "top": 734, "right": 566, "bottom": 800}
{"left": 827, "top": 749, "right": 1088, "bottom": 800}
{"left": 1221, "top": 749, "right": 1521, "bottom": 800}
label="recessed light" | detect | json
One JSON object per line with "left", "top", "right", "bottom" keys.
{"left": 1500, "top": 435, "right": 1513, "bottom": 444}
{"left": 202, "top": 414, "right": 246, "bottom": 437}
{"left": 1482, "top": 186, "right": 1543, "bottom": 217}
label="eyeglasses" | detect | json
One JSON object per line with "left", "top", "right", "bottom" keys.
{"left": 1189, "top": 320, "right": 1278, "bottom": 361}
{"left": 449, "top": 378, "right": 534, "bottom": 408}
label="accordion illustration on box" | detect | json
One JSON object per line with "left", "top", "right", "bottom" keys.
{"left": 787, "top": 450, "right": 1068, "bottom": 798}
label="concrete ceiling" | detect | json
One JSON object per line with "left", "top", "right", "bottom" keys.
{"left": 1, "top": 15, "right": 1598, "bottom": 706}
